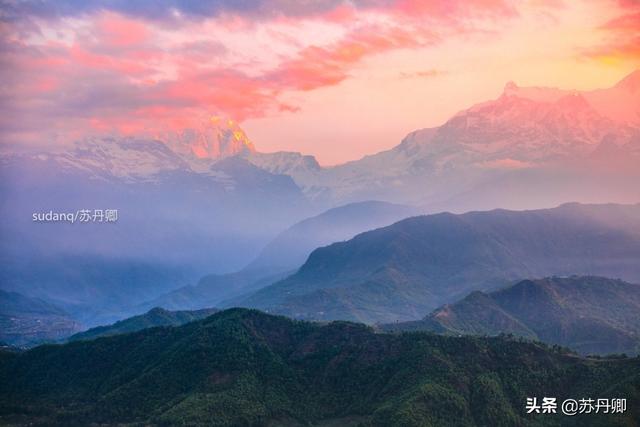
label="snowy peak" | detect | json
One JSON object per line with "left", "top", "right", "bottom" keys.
{"left": 451, "top": 88, "right": 611, "bottom": 143}
{"left": 161, "top": 116, "right": 256, "bottom": 160}
{"left": 499, "top": 70, "right": 640, "bottom": 125}
{"left": 500, "top": 81, "right": 568, "bottom": 103}
{"left": 60, "top": 137, "right": 190, "bottom": 179}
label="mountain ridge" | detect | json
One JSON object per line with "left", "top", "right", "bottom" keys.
{"left": 380, "top": 276, "right": 640, "bottom": 355}
{"left": 231, "top": 203, "right": 640, "bottom": 324}
{"left": 143, "top": 200, "right": 419, "bottom": 312}
{"left": 68, "top": 307, "right": 219, "bottom": 342}
{"left": 248, "top": 69, "right": 640, "bottom": 206}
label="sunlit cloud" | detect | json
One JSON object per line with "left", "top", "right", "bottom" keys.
{"left": 399, "top": 69, "right": 447, "bottom": 79}
{"left": 0, "top": 0, "right": 638, "bottom": 163}
{"left": 0, "top": 0, "right": 519, "bottom": 145}
{"left": 581, "top": 0, "right": 640, "bottom": 63}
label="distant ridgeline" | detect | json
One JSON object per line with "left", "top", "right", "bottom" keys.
{"left": 68, "top": 307, "right": 219, "bottom": 342}
{"left": 381, "top": 276, "right": 640, "bottom": 356}
{"left": 0, "top": 309, "right": 638, "bottom": 426}
{"left": 233, "top": 203, "right": 640, "bottom": 324}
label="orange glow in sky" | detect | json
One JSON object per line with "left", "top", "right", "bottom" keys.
{"left": 1, "top": 0, "right": 638, "bottom": 164}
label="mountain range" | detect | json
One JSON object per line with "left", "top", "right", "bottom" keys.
{"left": 245, "top": 70, "right": 640, "bottom": 208}
{"left": 1, "top": 308, "right": 638, "bottom": 426}
{"left": 233, "top": 203, "right": 640, "bottom": 324}
{"left": 1, "top": 70, "right": 639, "bottom": 336}
{"left": 381, "top": 276, "right": 640, "bottom": 356}
{"left": 0, "top": 136, "right": 313, "bottom": 326}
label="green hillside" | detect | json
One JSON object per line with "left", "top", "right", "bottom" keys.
{"left": 68, "top": 307, "right": 218, "bottom": 342}
{"left": 0, "top": 308, "right": 638, "bottom": 426}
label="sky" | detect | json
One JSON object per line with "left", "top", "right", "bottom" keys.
{"left": 1, "top": 0, "right": 639, "bottom": 165}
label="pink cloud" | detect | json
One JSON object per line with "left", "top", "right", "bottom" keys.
{"left": 0, "top": 1, "right": 520, "bottom": 146}
{"left": 270, "top": 24, "right": 437, "bottom": 92}
{"left": 583, "top": 2, "right": 640, "bottom": 61}
{"left": 97, "top": 12, "right": 150, "bottom": 47}
{"left": 400, "top": 69, "right": 447, "bottom": 79}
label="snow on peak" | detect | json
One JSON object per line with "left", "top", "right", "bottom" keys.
{"left": 50, "top": 137, "right": 190, "bottom": 180}
{"left": 498, "top": 71, "right": 640, "bottom": 125}
{"left": 160, "top": 116, "right": 256, "bottom": 160}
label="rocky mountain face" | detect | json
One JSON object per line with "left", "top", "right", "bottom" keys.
{"left": 232, "top": 203, "right": 640, "bottom": 324}
{"left": 161, "top": 116, "right": 256, "bottom": 160}
{"left": 381, "top": 276, "right": 640, "bottom": 356}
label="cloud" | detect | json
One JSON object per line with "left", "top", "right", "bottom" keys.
{"left": 2, "top": 0, "right": 517, "bottom": 25}
{"left": 97, "top": 11, "right": 150, "bottom": 46}
{"left": 268, "top": 24, "right": 438, "bottom": 91}
{"left": 0, "top": 0, "right": 519, "bottom": 145}
{"left": 400, "top": 69, "right": 447, "bottom": 79}
{"left": 2, "top": 0, "right": 384, "bottom": 23}
{"left": 582, "top": 1, "right": 640, "bottom": 62}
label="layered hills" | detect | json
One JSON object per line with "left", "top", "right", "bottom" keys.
{"left": 146, "top": 200, "right": 418, "bottom": 312}
{"left": 2, "top": 71, "right": 640, "bottom": 341}
{"left": 68, "top": 307, "right": 218, "bottom": 342}
{"left": 234, "top": 203, "right": 640, "bottom": 324}
{"left": 381, "top": 276, "right": 640, "bottom": 356}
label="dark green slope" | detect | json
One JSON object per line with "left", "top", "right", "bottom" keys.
{"left": 68, "top": 307, "right": 219, "bottom": 342}
{"left": 0, "top": 308, "right": 638, "bottom": 426}
{"left": 234, "top": 203, "right": 640, "bottom": 323}
{"left": 381, "top": 276, "right": 640, "bottom": 355}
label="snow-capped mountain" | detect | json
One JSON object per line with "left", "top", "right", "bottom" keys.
{"left": 0, "top": 128, "right": 313, "bottom": 322}
{"left": 160, "top": 116, "right": 256, "bottom": 160}
{"left": 45, "top": 137, "right": 192, "bottom": 181}
{"left": 8, "top": 117, "right": 259, "bottom": 184}
{"left": 5, "top": 70, "right": 637, "bottom": 211}
{"left": 243, "top": 70, "right": 640, "bottom": 208}
{"left": 502, "top": 69, "right": 640, "bottom": 126}
{"left": 1, "top": 70, "right": 638, "bottom": 329}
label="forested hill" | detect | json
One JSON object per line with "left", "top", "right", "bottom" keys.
{"left": 68, "top": 307, "right": 219, "bottom": 342}
{"left": 0, "top": 308, "right": 638, "bottom": 426}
